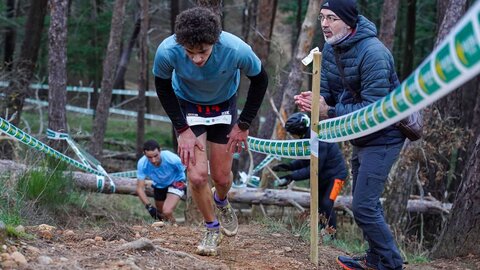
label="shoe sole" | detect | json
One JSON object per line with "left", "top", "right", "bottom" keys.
{"left": 336, "top": 257, "right": 363, "bottom": 270}
{"left": 221, "top": 226, "right": 238, "bottom": 237}
{"left": 196, "top": 248, "right": 217, "bottom": 256}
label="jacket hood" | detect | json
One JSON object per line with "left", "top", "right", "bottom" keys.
{"left": 335, "top": 15, "right": 377, "bottom": 50}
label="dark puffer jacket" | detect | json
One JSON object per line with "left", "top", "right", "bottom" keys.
{"left": 321, "top": 15, "right": 405, "bottom": 146}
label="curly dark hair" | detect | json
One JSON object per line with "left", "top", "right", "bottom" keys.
{"left": 174, "top": 7, "right": 222, "bottom": 48}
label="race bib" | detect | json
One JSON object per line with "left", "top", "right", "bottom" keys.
{"left": 184, "top": 102, "right": 232, "bottom": 126}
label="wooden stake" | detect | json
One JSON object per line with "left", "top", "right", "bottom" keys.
{"left": 310, "top": 51, "right": 322, "bottom": 265}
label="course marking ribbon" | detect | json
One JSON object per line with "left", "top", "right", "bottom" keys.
{"left": 47, "top": 129, "right": 116, "bottom": 193}
{"left": 0, "top": 117, "right": 105, "bottom": 176}
{"left": 246, "top": 137, "right": 310, "bottom": 159}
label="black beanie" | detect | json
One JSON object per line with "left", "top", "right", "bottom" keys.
{"left": 321, "top": 0, "right": 358, "bottom": 28}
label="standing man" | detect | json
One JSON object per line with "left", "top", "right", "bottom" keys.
{"left": 153, "top": 7, "right": 268, "bottom": 256}
{"left": 136, "top": 140, "right": 186, "bottom": 224}
{"left": 272, "top": 112, "right": 347, "bottom": 231}
{"left": 294, "top": 1, "right": 405, "bottom": 269}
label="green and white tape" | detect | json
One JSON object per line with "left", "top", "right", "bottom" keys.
{"left": 316, "top": 1, "right": 480, "bottom": 143}
{"left": 0, "top": 118, "right": 118, "bottom": 193}
{"left": 111, "top": 170, "right": 137, "bottom": 178}
{"left": 252, "top": 154, "right": 281, "bottom": 174}
{"left": 47, "top": 129, "right": 116, "bottom": 193}
{"left": 0, "top": 117, "right": 105, "bottom": 176}
{"left": 247, "top": 137, "right": 310, "bottom": 159}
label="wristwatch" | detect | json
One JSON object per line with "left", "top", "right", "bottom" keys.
{"left": 237, "top": 119, "right": 250, "bottom": 131}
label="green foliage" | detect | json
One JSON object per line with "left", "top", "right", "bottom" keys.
{"left": 331, "top": 221, "right": 368, "bottom": 254}
{"left": 0, "top": 174, "right": 23, "bottom": 227}
{"left": 278, "top": 1, "right": 309, "bottom": 24}
{"left": 393, "top": 0, "right": 437, "bottom": 79}
{"left": 5, "top": 225, "right": 33, "bottom": 239}
{"left": 256, "top": 214, "right": 316, "bottom": 243}
{"left": 406, "top": 254, "right": 430, "bottom": 264}
{"left": 256, "top": 216, "right": 291, "bottom": 234}
{"left": 66, "top": 1, "right": 114, "bottom": 81}
{"left": 16, "top": 159, "right": 73, "bottom": 206}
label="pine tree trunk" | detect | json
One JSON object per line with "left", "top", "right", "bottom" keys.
{"left": 196, "top": 0, "right": 223, "bottom": 17}
{"left": 2, "top": 0, "right": 49, "bottom": 122}
{"left": 90, "top": 0, "right": 127, "bottom": 159}
{"left": 378, "top": 0, "right": 400, "bottom": 51}
{"left": 47, "top": 0, "right": 69, "bottom": 152}
{"left": 238, "top": 0, "right": 277, "bottom": 176}
{"left": 3, "top": 0, "right": 16, "bottom": 71}
{"left": 400, "top": 0, "right": 416, "bottom": 80}
{"left": 385, "top": 0, "right": 469, "bottom": 237}
{"left": 136, "top": 0, "right": 149, "bottom": 158}
{"left": 431, "top": 102, "right": 480, "bottom": 258}
{"left": 113, "top": 15, "right": 141, "bottom": 90}
{"left": 0, "top": 0, "right": 48, "bottom": 159}
{"left": 276, "top": 0, "right": 320, "bottom": 140}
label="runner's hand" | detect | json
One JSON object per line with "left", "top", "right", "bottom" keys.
{"left": 294, "top": 91, "right": 313, "bottom": 112}
{"left": 177, "top": 128, "right": 204, "bottom": 167}
{"left": 227, "top": 124, "right": 249, "bottom": 153}
{"left": 145, "top": 204, "right": 158, "bottom": 219}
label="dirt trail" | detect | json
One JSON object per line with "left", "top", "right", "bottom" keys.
{"left": 1, "top": 223, "right": 479, "bottom": 269}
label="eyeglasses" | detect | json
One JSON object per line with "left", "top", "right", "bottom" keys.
{"left": 318, "top": 14, "right": 341, "bottom": 24}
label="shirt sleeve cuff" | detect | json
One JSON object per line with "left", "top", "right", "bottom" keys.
{"left": 327, "top": 106, "right": 336, "bottom": 118}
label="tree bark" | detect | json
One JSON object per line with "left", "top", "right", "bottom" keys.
{"left": 275, "top": 0, "right": 319, "bottom": 140}
{"left": 47, "top": 0, "right": 69, "bottom": 152}
{"left": 400, "top": 0, "right": 416, "bottom": 80}
{"left": 113, "top": 15, "right": 141, "bottom": 90}
{"left": 434, "top": 0, "right": 467, "bottom": 121}
{"left": 171, "top": 0, "right": 180, "bottom": 34}
{"left": 136, "top": 0, "right": 149, "bottom": 158}
{"left": 3, "top": 0, "right": 16, "bottom": 70}
{"left": 294, "top": 0, "right": 302, "bottom": 48}
{"left": 238, "top": 0, "right": 277, "bottom": 177}
{"left": 90, "top": 0, "right": 127, "bottom": 159}
{"left": 241, "top": 0, "right": 256, "bottom": 42}
{"left": 196, "top": 0, "right": 223, "bottom": 17}
{"left": 378, "top": 0, "right": 400, "bottom": 51}
{"left": 1, "top": 0, "right": 48, "bottom": 126}
{"left": 68, "top": 179, "right": 455, "bottom": 215}
{"left": 0, "top": 158, "right": 453, "bottom": 216}
{"left": 430, "top": 136, "right": 480, "bottom": 258}
{"left": 251, "top": 0, "right": 277, "bottom": 63}
{"left": 386, "top": 0, "right": 469, "bottom": 239}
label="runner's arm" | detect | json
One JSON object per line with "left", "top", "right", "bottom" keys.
{"left": 154, "top": 76, "right": 189, "bottom": 133}
{"left": 238, "top": 66, "right": 268, "bottom": 124}
{"left": 136, "top": 180, "right": 151, "bottom": 206}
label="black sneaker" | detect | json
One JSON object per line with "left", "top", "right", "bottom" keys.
{"left": 336, "top": 255, "right": 377, "bottom": 270}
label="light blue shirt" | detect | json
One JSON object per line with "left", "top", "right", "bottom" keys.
{"left": 152, "top": 31, "right": 261, "bottom": 105}
{"left": 137, "top": 150, "right": 186, "bottom": 189}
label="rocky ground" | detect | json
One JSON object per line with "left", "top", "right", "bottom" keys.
{"left": 1, "top": 222, "right": 479, "bottom": 270}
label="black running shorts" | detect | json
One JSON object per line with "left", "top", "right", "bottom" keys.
{"left": 178, "top": 95, "right": 237, "bottom": 144}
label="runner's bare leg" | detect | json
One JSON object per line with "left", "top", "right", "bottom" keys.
{"left": 209, "top": 142, "right": 233, "bottom": 200}
{"left": 187, "top": 133, "right": 216, "bottom": 222}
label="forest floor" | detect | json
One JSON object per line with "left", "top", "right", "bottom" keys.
{"left": 2, "top": 222, "right": 480, "bottom": 270}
